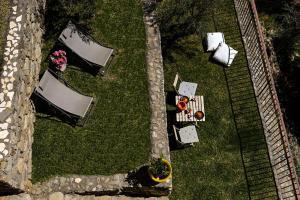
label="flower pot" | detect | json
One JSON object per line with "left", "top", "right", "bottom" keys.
{"left": 180, "top": 96, "right": 189, "bottom": 103}
{"left": 177, "top": 101, "right": 187, "bottom": 112}
{"left": 148, "top": 159, "right": 172, "bottom": 183}
{"left": 59, "top": 63, "right": 67, "bottom": 72}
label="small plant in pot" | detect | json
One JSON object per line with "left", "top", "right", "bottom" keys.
{"left": 148, "top": 157, "right": 172, "bottom": 183}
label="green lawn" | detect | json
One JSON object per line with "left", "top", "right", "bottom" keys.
{"left": 165, "top": 32, "right": 249, "bottom": 199}
{"left": 32, "top": 0, "right": 150, "bottom": 182}
{"left": 0, "top": 0, "right": 10, "bottom": 62}
{"left": 161, "top": 0, "right": 277, "bottom": 199}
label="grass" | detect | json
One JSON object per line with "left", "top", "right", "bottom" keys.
{"left": 0, "top": 0, "right": 10, "bottom": 63}
{"left": 32, "top": 0, "right": 150, "bottom": 182}
{"left": 160, "top": 0, "right": 278, "bottom": 199}
{"left": 164, "top": 24, "right": 249, "bottom": 200}
{"left": 32, "top": 0, "right": 278, "bottom": 198}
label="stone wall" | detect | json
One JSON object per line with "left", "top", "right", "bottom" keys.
{"left": 0, "top": 0, "right": 45, "bottom": 194}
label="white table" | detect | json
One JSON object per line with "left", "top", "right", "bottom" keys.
{"left": 179, "top": 125, "right": 199, "bottom": 143}
{"left": 176, "top": 95, "right": 205, "bottom": 122}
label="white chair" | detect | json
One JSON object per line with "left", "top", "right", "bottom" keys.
{"left": 173, "top": 73, "right": 198, "bottom": 97}
{"left": 173, "top": 125, "right": 199, "bottom": 147}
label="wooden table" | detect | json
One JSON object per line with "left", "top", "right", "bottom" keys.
{"left": 176, "top": 95, "right": 205, "bottom": 122}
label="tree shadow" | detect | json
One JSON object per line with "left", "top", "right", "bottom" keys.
{"left": 156, "top": 0, "right": 212, "bottom": 64}
{"left": 43, "top": 0, "right": 96, "bottom": 41}
{"left": 224, "top": 65, "right": 278, "bottom": 199}
{"left": 42, "top": 0, "right": 100, "bottom": 75}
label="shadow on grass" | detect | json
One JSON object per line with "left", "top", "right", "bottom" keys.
{"left": 224, "top": 63, "right": 278, "bottom": 199}
{"left": 126, "top": 166, "right": 158, "bottom": 187}
{"left": 31, "top": 93, "right": 75, "bottom": 127}
{"left": 165, "top": 91, "right": 194, "bottom": 151}
{"left": 43, "top": 0, "right": 96, "bottom": 41}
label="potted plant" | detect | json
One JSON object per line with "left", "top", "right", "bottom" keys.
{"left": 49, "top": 50, "right": 68, "bottom": 72}
{"left": 148, "top": 157, "right": 172, "bottom": 183}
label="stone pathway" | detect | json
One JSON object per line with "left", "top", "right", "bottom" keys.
{"left": 0, "top": 3, "right": 23, "bottom": 160}
{"left": 143, "top": 2, "right": 170, "bottom": 162}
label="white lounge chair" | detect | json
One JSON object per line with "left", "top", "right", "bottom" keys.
{"left": 34, "top": 70, "right": 94, "bottom": 125}
{"left": 59, "top": 21, "right": 114, "bottom": 75}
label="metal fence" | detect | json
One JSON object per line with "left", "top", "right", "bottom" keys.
{"left": 233, "top": 0, "right": 300, "bottom": 199}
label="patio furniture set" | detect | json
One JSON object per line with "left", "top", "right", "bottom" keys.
{"left": 34, "top": 21, "right": 114, "bottom": 126}
{"left": 171, "top": 32, "right": 238, "bottom": 147}
{"left": 172, "top": 73, "right": 205, "bottom": 147}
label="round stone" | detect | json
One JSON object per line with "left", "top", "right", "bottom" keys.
{"left": 0, "top": 130, "right": 9, "bottom": 139}
{"left": 0, "top": 123, "right": 8, "bottom": 130}
{"left": 7, "top": 92, "right": 14, "bottom": 100}
{"left": 7, "top": 83, "right": 13, "bottom": 90}
{"left": 6, "top": 101, "right": 12, "bottom": 108}
{"left": 10, "top": 21, "right": 17, "bottom": 29}
{"left": 75, "top": 178, "right": 82, "bottom": 183}
{"left": 16, "top": 15, "right": 22, "bottom": 22}
{"left": 49, "top": 192, "right": 64, "bottom": 200}
{"left": 3, "top": 150, "right": 8, "bottom": 156}
{"left": 6, "top": 118, "right": 11, "bottom": 123}
{"left": 0, "top": 143, "right": 5, "bottom": 152}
